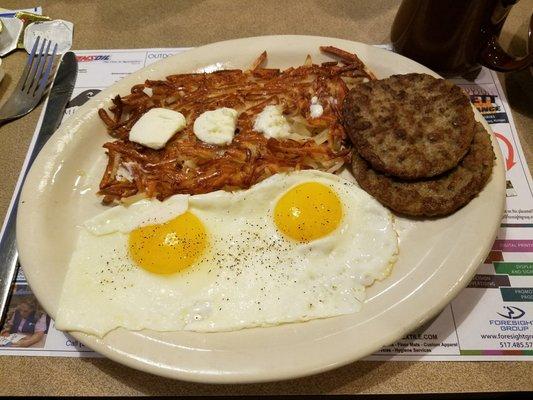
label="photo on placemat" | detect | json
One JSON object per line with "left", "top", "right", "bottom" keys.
{"left": 0, "top": 283, "right": 51, "bottom": 349}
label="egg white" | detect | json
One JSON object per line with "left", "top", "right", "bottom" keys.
{"left": 55, "top": 170, "right": 398, "bottom": 337}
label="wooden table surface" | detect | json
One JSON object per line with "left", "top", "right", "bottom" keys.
{"left": 0, "top": 0, "right": 532, "bottom": 395}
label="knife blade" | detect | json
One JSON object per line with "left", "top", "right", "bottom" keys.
{"left": 0, "top": 52, "right": 77, "bottom": 325}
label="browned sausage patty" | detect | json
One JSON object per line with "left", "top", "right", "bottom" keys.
{"left": 351, "top": 121, "right": 494, "bottom": 217}
{"left": 343, "top": 73, "right": 476, "bottom": 180}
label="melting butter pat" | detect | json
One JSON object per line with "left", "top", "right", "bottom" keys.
{"left": 129, "top": 108, "right": 186, "bottom": 149}
{"left": 310, "top": 96, "right": 323, "bottom": 118}
{"left": 193, "top": 108, "right": 238, "bottom": 145}
{"left": 253, "top": 105, "right": 291, "bottom": 139}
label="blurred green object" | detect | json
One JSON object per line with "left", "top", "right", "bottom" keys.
{"left": 14, "top": 11, "right": 50, "bottom": 48}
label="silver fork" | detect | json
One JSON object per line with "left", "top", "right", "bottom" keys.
{"left": 0, "top": 36, "right": 58, "bottom": 124}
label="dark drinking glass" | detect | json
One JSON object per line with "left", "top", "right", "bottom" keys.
{"left": 391, "top": 0, "right": 533, "bottom": 77}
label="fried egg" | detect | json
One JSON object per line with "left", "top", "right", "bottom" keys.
{"left": 55, "top": 170, "right": 398, "bottom": 337}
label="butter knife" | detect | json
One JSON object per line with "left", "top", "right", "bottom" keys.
{"left": 0, "top": 52, "right": 77, "bottom": 324}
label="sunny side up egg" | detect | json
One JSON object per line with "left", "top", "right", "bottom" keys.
{"left": 55, "top": 170, "right": 398, "bottom": 337}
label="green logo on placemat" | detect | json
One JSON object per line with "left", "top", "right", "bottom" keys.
{"left": 494, "top": 262, "right": 533, "bottom": 276}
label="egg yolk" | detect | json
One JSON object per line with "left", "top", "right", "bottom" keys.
{"left": 128, "top": 211, "right": 207, "bottom": 274}
{"left": 274, "top": 182, "right": 342, "bottom": 242}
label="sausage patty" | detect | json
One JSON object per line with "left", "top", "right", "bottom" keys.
{"left": 350, "top": 121, "right": 494, "bottom": 217}
{"left": 343, "top": 73, "right": 476, "bottom": 180}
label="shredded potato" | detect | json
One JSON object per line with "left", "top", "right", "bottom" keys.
{"left": 97, "top": 46, "right": 375, "bottom": 204}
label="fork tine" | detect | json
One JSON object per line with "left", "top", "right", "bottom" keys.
{"left": 0, "top": 37, "right": 60, "bottom": 122}
{"left": 24, "top": 38, "right": 48, "bottom": 93}
{"left": 31, "top": 39, "right": 52, "bottom": 95}
{"left": 17, "top": 36, "right": 40, "bottom": 91}
{"left": 34, "top": 43, "right": 58, "bottom": 99}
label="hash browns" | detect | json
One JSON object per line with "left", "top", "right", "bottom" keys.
{"left": 97, "top": 46, "right": 375, "bottom": 204}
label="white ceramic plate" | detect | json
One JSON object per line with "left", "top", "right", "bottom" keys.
{"left": 17, "top": 35, "right": 505, "bottom": 383}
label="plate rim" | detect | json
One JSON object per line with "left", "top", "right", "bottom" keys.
{"left": 16, "top": 34, "right": 506, "bottom": 383}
